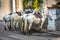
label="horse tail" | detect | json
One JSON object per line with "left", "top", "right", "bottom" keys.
{"left": 10, "top": 16, "right": 15, "bottom": 31}
{"left": 3, "top": 16, "right": 7, "bottom": 22}
{"left": 23, "top": 19, "right": 28, "bottom": 34}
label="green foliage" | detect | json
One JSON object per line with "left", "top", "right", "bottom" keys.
{"left": 23, "top": 0, "right": 28, "bottom": 9}
{"left": 23, "top": 0, "right": 43, "bottom": 10}
{"left": 33, "top": 0, "right": 43, "bottom": 11}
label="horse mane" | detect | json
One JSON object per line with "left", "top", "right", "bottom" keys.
{"left": 16, "top": 12, "right": 21, "bottom": 16}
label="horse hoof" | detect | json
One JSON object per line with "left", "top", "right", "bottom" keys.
{"left": 29, "top": 33, "right": 32, "bottom": 35}
{"left": 8, "top": 26, "right": 11, "bottom": 30}
{"left": 29, "top": 31, "right": 32, "bottom": 35}
{"left": 4, "top": 27, "right": 7, "bottom": 30}
{"left": 39, "top": 28, "right": 41, "bottom": 30}
{"left": 23, "top": 32, "right": 26, "bottom": 35}
{"left": 10, "top": 29, "right": 15, "bottom": 31}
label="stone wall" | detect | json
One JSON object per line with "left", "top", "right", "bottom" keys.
{"left": 0, "top": 0, "right": 23, "bottom": 20}
{"left": 55, "top": 8, "right": 60, "bottom": 31}
{"left": 0, "top": 0, "right": 11, "bottom": 20}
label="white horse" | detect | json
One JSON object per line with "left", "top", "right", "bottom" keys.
{"left": 21, "top": 10, "right": 42, "bottom": 34}
{"left": 3, "top": 12, "right": 22, "bottom": 31}
{"left": 3, "top": 13, "right": 12, "bottom": 30}
{"left": 10, "top": 12, "right": 22, "bottom": 31}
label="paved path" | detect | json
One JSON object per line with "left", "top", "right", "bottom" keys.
{"left": 0, "top": 22, "right": 60, "bottom": 40}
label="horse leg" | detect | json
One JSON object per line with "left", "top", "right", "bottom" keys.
{"left": 11, "top": 18, "right": 15, "bottom": 31}
{"left": 19, "top": 18, "right": 23, "bottom": 30}
{"left": 15, "top": 21, "right": 18, "bottom": 31}
{"left": 39, "top": 18, "right": 46, "bottom": 34}
{"left": 28, "top": 23, "right": 32, "bottom": 35}
{"left": 8, "top": 21, "right": 11, "bottom": 30}
{"left": 4, "top": 22, "right": 9, "bottom": 30}
{"left": 7, "top": 21, "right": 10, "bottom": 30}
{"left": 18, "top": 18, "right": 21, "bottom": 28}
{"left": 40, "top": 22, "right": 43, "bottom": 29}
{"left": 18, "top": 19, "right": 20, "bottom": 29}
{"left": 20, "top": 19, "right": 23, "bottom": 32}
{"left": 29, "top": 23, "right": 32, "bottom": 31}
{"left": 39, "top": 17, "right": 45, "bottom": 29}
{"left": 4, "top": 22, "right": 7, "bottom": 30}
